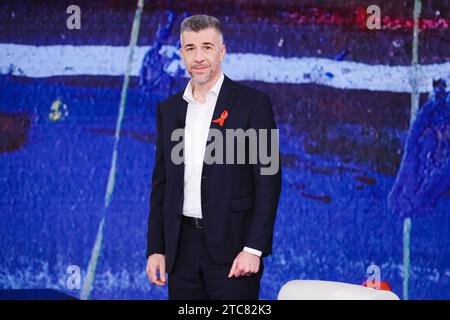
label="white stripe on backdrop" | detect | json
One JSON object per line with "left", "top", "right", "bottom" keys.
{"left": 0, "top": 43, "right": 449, "bottom": 93}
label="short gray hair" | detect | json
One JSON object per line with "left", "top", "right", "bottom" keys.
{"left": 180, "top": 14, "right": 224, "bottom": 43}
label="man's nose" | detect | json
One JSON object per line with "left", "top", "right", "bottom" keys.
{"left": 194, "top": 49, "right": 204, "bottom": 63}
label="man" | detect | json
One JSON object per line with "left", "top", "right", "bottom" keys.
{"left": 146, "top": 14, "right": 281, "bottom": 300}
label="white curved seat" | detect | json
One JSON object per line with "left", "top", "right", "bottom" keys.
{"left": 277, "top": 280, "right": 400, "bottom": 300}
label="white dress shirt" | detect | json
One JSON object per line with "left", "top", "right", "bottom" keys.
{"left": 181, "top": 72, "right": 262, "bottom": 258}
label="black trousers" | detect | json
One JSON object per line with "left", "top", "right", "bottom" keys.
{"left": 168, "top": 219, "right": 264, "bottom": 300}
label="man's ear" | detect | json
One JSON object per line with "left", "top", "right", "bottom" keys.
{"left": 220, "top": 44, "right": 226, "bottom": 60}
{"left": 179, "top": 47, "right": 185, "bottom": 59}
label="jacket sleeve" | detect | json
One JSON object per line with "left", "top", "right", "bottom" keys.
{"left": 244, "top": 93, "right": 282, "bottom": 257}
{"left": 146, "top": 103, "right": 166, "bottom": 257}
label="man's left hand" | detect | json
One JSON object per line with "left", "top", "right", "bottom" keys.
{"left": 228, "top": 250, "right": 260, "bottom": 278}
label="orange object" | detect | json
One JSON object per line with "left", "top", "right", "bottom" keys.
{"left": 212, "top": 110, "right": 228, "bottom": 127}
{"left": 362, "top": 280, "right": 393, "bottom": 291}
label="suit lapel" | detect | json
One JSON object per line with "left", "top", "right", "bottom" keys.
{"left": 202, "top": 75, "right": 238, "bottom": 179}
{"left": 209, "top": 75, "right": 238, "bottom": 132}
{"left": 175, "top": 96, "right": 188, "bottom": 182}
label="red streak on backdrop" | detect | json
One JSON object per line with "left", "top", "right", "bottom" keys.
{"left": 145, "top": 1, "right": 449, "bottom": 31}
{"left": 276, "top": 6, "right": 448, "bottom": 30}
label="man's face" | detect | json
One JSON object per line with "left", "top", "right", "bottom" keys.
{"left": 180, "top": 27, "right": 226, "bottom": 85}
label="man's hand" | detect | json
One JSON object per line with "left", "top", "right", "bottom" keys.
{"left": 228, "top": 250, "right": 260, "bottom": 278}
{"left": 146, "top": 253, "right": 167, "bottom": 286}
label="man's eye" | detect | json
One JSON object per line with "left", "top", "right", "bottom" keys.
{"left": 186, "top": 48, "right": 193, "bottom": 51}
{"left": 204, "top": 46, "right": 212, "bottom": 50}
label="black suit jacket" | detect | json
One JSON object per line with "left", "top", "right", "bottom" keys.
{"left": 146, "top": 74, "right": 282, "bottom": 274}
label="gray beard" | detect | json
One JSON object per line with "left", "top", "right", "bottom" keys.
{"left": 192, "top": 74, "right": 212, "bottom": 85}
{"left": 190, "top": 68, "right": 214, "bottom": 84}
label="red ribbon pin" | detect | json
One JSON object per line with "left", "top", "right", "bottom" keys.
{"left": 212, "top": 109, "right": 228, "bottom": 127}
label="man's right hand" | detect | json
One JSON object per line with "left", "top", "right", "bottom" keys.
{"left": 146, "top": 253, "right": 167, "bottom": 286}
